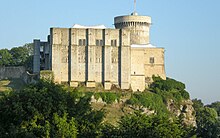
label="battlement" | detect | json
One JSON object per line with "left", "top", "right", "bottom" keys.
{"left": 114, "top": 14, "right": 152, "bottom": 45}
{"left": 114, "top": 15, "right": 151, "bottom": 25}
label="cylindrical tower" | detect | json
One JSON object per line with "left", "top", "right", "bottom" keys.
{"left": 114, "top": 12, "right": 151, "bottom": 44}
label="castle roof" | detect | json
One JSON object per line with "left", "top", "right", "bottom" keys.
{"left": 131, "top": 11, "right": 138, "bottom": 16}
{"left": 131, "top": 44, "right": 156, "bottom": 48}
{"left": 72, "top": 24, "right": 107, "bottom": 29}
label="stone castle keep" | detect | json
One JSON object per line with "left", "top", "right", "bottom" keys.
{"left": 33, "top": 11, "right": 166, "bottom": 91}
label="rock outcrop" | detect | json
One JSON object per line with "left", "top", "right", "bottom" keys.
{"left": 167, "top": 99, "right": 196, "bottom": 127}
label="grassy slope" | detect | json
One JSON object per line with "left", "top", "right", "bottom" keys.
{"left": 0, "top": 78, "right": 189, "bottom": 126}
{"left": 91, "top": 92, "right": 139, "bottom": 125}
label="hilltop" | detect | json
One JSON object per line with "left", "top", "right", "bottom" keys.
{"left": 0, "top": 75, "right": 219, "bottom": 137}
{"left": 67, "top": 76, "right": 196, "bottom": 127}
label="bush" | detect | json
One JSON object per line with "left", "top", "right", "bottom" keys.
{"left": 40, "top": 70, "right": 54, "bottom": 82}
{"left": 94, "top": 92, "right": 121, "bottom": 104}
{"left": 117, "top": 112, "right": 187, "bottom": 138}
{"left": 0, "top": 81, "right": 104, "bottom": 137}
{"left": 126, "top": 92, "right": 168, "bottom": 114}
{"left": 180, "top": 90, "right": 190, "bottom": 99}
{"left": 151, "top": 76, "right": 185, "bottom": 91}
{"left": 150, "top": 76, "right": 190, "bottom": 102}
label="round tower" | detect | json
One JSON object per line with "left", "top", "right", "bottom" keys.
{"left": 114, "top": 12, "right": 151, "bottom": 45}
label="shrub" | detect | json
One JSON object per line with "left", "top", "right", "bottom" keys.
{"left": 94, "top": 92, "right": 121, "bottom": 104}
{"left": 40, "top": 70, "right": 54, "bottom": 82}
{"left": 151, "top": 76, "right": 185, "bottom": 91}
{"left": 151, "top": 76, "right": 190, "bottom": 102}
{"left": 180, "top": 90, "right": 190, "bottom": 99}
{"left": 126, "top": 92, "right": 168, "bottom": 114}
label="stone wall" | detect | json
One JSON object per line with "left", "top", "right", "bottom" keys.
{"left": 0, "top": 66, "right": 26, "bottom": 80}
{"left": 130, "top": 48, "right": 145, "bottom": 91}
{"left": 130, "top": 47, "right": 166, "bottom": 89}
{"left": 48, "top": 26, "right": 166, "bottom": 91}
{"left": 51, "top": 28, "right": 131, "bottom": 90}
{"left": 144, "top": 48, "right": 166, "bottom": 80}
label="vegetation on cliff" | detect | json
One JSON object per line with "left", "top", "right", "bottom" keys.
{"left": 0, "top": 77, "right": 219, "bottom": 137}
{"left": 0, "top": 81, "right": 104, "bottom": 137}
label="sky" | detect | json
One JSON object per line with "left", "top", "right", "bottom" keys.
{"left": 0, "top": 0, "right": 219, "bottom": 104}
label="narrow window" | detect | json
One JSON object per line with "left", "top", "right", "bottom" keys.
{"left": 79, "top": 39, "right": 86, "bottom": 46}
{"left": 111, "top": 39, "right": 117, "bottom": 46}
{"left": 150, "top": 57, "right": 155, "bottom": 64}
{"left": 79, "top": 39, "right": 82, "bottom": 46}
{"left": 100, "top": 40, "right": 103, "bottom": 46}
{"left": 83, "top": 39, "right": 86, "bottom": 46}
{"left": 96, "top": 39, "right": 103, "bottom": 46}
{"left": 96, "top": 40, "right": 99, "bottom": 46}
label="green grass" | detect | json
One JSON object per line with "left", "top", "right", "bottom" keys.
{"left": 91, "top": 100, "right": 126, "bottom": 126}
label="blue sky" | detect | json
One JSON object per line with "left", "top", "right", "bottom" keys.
{"left": 0, "top": 0, "right": 219, "bottom": 104}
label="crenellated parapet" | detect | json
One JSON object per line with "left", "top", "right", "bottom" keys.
{"left": 114, "top": 14, "right": 151, "bottom": 45}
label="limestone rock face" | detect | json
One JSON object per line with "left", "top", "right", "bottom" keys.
{"left": 90, "top": 95, "right": 105, "bottom": 104}
{"left": 167, "top": 99, "right": 196, "bottom": 127}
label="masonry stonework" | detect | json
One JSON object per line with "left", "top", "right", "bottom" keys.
{"left": 33, "top": 12, "right": 166, "bottom": 92}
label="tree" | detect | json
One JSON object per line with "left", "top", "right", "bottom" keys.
{"left": 10, "top": 46, "right": 29, "bottom": 66}
{"left": 117, "top": 112, "right": 186, "bottom": 138}
{"left": 150, "top": 76, "right": 190, "bottom": 100}
{"left": 0, "top": 81, "right": 104, "bottom": 137}
{"left": 192, "top": 99, "right": 204, "bottom": 110}
{"left": 0, "top": 49, "right": 13, "bottom": 66}
{"left": 23, "top": 43, "right": 34, "bottom": 56}
{"left": 196, "top": 107, "right": 219, "bottom": 138}
{"left": 192, "top": 99, "right": 220, "bottom": 138}
{"left": 207, "top": 101, "right": 220, "bottom": 116}
{"left": 0, "top": 43, "right": 33, "bottom": 68}
{"left": 51, "top": 113, "right": 77, "bottom": 138}
{"left": 23, "top": 43, "right": 34, "bottom": 71}
{"left": 151, "top": 76, "right": 186, "bottom": 91}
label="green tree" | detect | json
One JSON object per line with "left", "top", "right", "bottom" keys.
{"left": 192, "top": 99, "right": 204, "bottom": 110}
{"left": 51, "top": 113, "right": 77, "bottom": 138}
{"left": 0, "top": 81, "right": 104, "bottom": 137}
{"left": 23, "top": 43, "right": 34, "bottom": 71}
{"left": 192, "top": 99, "right": 220, "bottom": 138}
{"left": 151, "top": 76, "right": 186, "bottom": 91}
{"left": 207, "top": 101, "right": 220, "bottom": 116}
{"left": 117, "top": 112, "right": 186, "bottom": 138}
{"left": 0, "top": 49, "right": 13, "bottom": 66}
{"left": 150, "top": 76, "right": 190, "bottom": 101}
{"left": 101, "top": 124, "right": 120, "bottom": 138}
{"left": 196, "top": 107, "right": 219, "bottom": 137}
{"left": 0, "top": 43, "right": 33, "bottom": 68}
{"left": 23, "top": 43, "right": 34, "bottom": 56}
{"left": 10, "top": 46, "right": 29, "bottom": 66}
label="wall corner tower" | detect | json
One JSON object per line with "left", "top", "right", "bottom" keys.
{"left": 114, "top": 12, "right": 151, "bottom": 45}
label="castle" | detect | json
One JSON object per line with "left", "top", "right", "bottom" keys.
{"left": 33, "top": 10, "right": 166, "bottom": 92}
